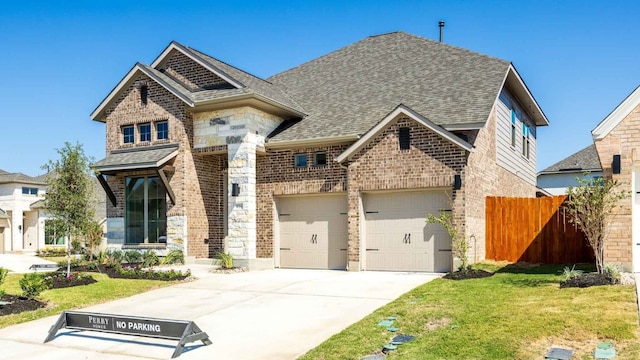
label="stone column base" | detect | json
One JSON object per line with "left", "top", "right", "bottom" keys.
{"left": 348, "top": 261, "right": 361, "bottom": 272}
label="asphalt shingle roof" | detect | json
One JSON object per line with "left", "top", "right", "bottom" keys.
{"left": 540, "top": 144, "right": 602, "bottom": 173}
{"left": 0, "top": 171, "right": 47, "bottom": 185}
{"left": 92, "top": 144, "right": 179, "bottom": 172}
{"left": 266, "top": 31, "right": 510, "bottom": 142}
{"left": 183, "top": 45, "right": 305, "bottom": 113}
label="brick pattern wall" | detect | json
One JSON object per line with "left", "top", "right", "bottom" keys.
{"left": 159, "top": 50, "right": 229, "bottom": 91}
{"left": 256, "top": 145, "right": 348, "bottom": 258}
{"left": 593, "top": 103, "right": 640, "bottom": 269}
{"left": 347, "top": 117, "right": 467, "bottom": 262}
{"left": 103, "top": 70, "right": 222, "bottom": 257}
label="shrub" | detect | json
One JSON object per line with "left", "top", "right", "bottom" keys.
{"left": 142, "top": 250, "right": 160, "bottom": 268}
{"left": 162, "top": 250, "right": 185, "bottom": 265}
{"left": 124, "top": 250, "right": 142, "bottom": 264}
{"left": 216, "top": 252, "right": 233, "bottom": 269}
{"left": 561, "top": 265, "right": 583, "bottom": 281}
{"left": 0, "top": 267, "right": 8, "bottom": 298}
{"left": 604, "top": 264, "right": 622, "bottom": 284}
{"left": 95, "top": 249, "right": 108, "bottom": 264}
{"left": 19, "top": 273, "right": 48, "bottom": 298}
{"left": 107, "top": 249, "right": 124, "bottom": 263}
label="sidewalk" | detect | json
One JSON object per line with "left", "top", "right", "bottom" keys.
{"left": 0, "top": 254, "right": 57, "bottom": 273}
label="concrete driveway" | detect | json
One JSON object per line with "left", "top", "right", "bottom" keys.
{"left": 0, "top": 253, "right": 57, "bottom": 273}
{"left": 0, "top": 268, "right": 440, "bottom": 360}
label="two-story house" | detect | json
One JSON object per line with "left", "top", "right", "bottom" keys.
{"left": 0, "top": 170, "right": 48, "bottom": 253}
{"left": 91, "top": 32, "right": 548, "bottom": 271}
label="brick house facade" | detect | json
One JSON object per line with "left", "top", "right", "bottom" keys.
{"left": 592, "top": 85, "right": 640, "bottom": 271}
{"left": 91, "top": 32, "right": 547, "bottom": 271}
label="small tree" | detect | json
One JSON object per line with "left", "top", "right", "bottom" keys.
{"left": 566, "top": 176, "right": 630, "bottom": 274}
{"left": 84, "top": 220, "right": 103, "bottom": 261}
{"left": 426, "top": 209, "right": 470, "bottom": 272}
{"left": 43, "top": 142, "right": 95, "bottom": 275}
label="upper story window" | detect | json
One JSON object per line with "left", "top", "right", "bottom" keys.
{"left": 510, "top": 107, "right": 517, "bottom": 148}
{"left": 22, "top": 187, "right": 38, "bottom": 195}
{"left": 122, "top": 125, "right": 134, "bottom": 144}
{"left": 313, "top": 152, "right": 327, "bottom": 167}
{"left": 156, "top": 121, "right": 168, "bottom": 140}
{"left": 139, "top": 123, "right": 151, "bottom": 142}
{"left": 295, "top": 154, "right": 307, "bottom": 168}
{"left": 522, "top": 123, "right": 530, "bottom": 159}
{"left": 399, "top": 127, "right": 411, "bottom": 150}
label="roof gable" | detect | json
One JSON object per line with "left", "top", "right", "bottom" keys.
{"left": 592, "top": 84, "right": 640, "bottom": 139}
{"left": 336, "top": 104, "right": 473, "bottom": 163}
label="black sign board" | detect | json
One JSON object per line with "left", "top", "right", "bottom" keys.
{"left": 44, "top": 311, "right": 211, "bottom": 358}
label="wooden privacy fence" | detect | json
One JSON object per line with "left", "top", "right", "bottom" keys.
{"left": 486, "top": 195, "right": 594, "bottom": 264}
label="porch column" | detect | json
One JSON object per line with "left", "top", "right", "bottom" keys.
{"left": 226, "top": 133, "right": 258, "bottom": 259}
{"left": 12, "top": 210, "right": 22, "bottom": 252}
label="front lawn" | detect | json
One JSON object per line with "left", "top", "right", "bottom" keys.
{"left": 0, "top": 272, "right": 176, "bottom": 329}
{"left": 300, "top": 263, "right": 640, "bottom": 360}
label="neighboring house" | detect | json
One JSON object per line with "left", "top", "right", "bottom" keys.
{"left": 0, "top": 170, "right": 48, "bottom": 253}
{"left": 0, "top": 169, "right": 107, "bottom": 254}
{"left": 592, "top": 84, "right": 640, "bottom": 272}
{"left": 91, "top": 31, "right": 548, "bottom": 271}
{"left": 537, "top": 144, "right": 603, "bottom": 195}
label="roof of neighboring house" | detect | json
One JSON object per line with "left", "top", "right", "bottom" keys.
{"left": 0, "top": 171, "right": 47, "bottom": 186}
{"left": 92, "top": 144, "right": 179, "bottom": 173}
{"left": 539, "top": 144, "right": 602, "bottom": 175}
{"left": 267, "top": 31, "right": 530, "bottom": 142}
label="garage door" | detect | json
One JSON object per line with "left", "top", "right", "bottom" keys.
{"left": 364, "top": 191, "right": 452, "bottom": 272}
{"left": 278, "top": 195, "right": 348, "bottom": 269}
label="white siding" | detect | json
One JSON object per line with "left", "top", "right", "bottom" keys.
{"left": 537, "top": 171, "right": 603, "bottom": 195}
{"left": 495, "top": 88, "right": 537, "bottom": 185}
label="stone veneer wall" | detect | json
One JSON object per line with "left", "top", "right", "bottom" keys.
{"left": 346, "top": 116, "right": 467, "bottom": 268}
{"left": 256, "top": 145, "right": 349, "bottom": 258}
{"left": 593, "top": 102, "right": 640, "bottom": 270}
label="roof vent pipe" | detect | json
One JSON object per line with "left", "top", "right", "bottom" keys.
{"left": 439, "top": 21, "right": 445, "bottom": 42}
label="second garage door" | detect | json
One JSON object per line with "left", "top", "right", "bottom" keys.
{"left": 364, "top": 190, "right": 452, "bottom": 272}
{"left": 278, "top": 194, "right": 348, "bottom": 269}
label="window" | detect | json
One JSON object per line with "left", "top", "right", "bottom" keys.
{"left": 125, "top": 177, "right": 167, "bottom": 244}
{"left": 123, "top": 125, "right": 134, "bottom": 144}
{"left": 295, "top": 154, "right": 307, "bottom": 168}
{"left": 139, "top": 123, "right": 151, "bottom": 142}
{"left": 510, "top": 107, "right": 517, "bottom": 148}
{"left": 522, "top": 123, "right": 530, "bottom": 159}
{"left": 140, "top": 85, "right": 148, "bottom": 105}
{"left": 21, "top": 187, "right": 38, "bottom": 195}
{"left": 44, "top": 219, "right": 66, "bottom": 245}
{"left": 399, "top": 127, "right": 410, "bottom": 150}
{"left": 313, "top": 152, "right": 327, "bottom": 166}
{"left": 156, "top": 121, "right": 168, "bottom": 140}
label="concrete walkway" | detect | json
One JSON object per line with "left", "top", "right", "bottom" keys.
{"left": 0, "top": 253, "right": 57, "bottom": 273}
{"left": 0, "top": 269, "right": 440, "bottom": 359}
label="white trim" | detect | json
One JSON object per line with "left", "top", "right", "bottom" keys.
{"left": 504, "top": 65, "right": 549, "bottom": 126}
{"left": 443, "top": 123, "right": 484, "bottom": 131}
{"left": 266, "top": 135, "right": 359, "bottom": 149}
{"left": 592, "top": 85, "right": 640, "bottom": 140}
{"left": 151, "top": 42, "right": 244, "bottom": 89}
{"left": 335, "top": 104, "right": 474, "bottom": 163}
{"left": 90, "top": 63, "right": 194, "bottom": 122}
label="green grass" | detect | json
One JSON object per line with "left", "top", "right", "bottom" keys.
{"left": 299, "top": 263, "right": 640, "bottom": 360}
{"left": 0, "top": 273, "right": 176, "bottom": 329}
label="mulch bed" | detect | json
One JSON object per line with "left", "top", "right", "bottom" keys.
{"left": 443, "top": 269, "right": 494, "bottom": 280}
{"left": 48, "top": 274, "right": 97, "bottom": 289}
{"left": 0, "top": 294, "right": 46, "bottom": 316}
{"left": 560, "top": 273, "right": 615, "bottom": 288}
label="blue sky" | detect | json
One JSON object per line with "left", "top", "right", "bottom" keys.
{"left": 1, "top": 1, "right": 639, "bottom": 176}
